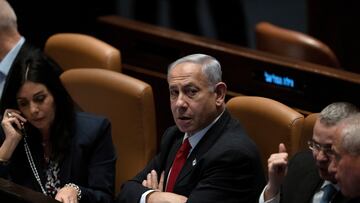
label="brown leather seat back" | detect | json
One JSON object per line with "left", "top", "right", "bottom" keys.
{"left": 299, "top": 113, "right": 319, "bottom": 150}
{"left": 255, "top": 22, "right": 341, "bottom": 68}
{"left": 45, "top": 33, "right": 121, "bottom": 72}
{"left": 226, "top": 96, "right": 304, "bottom": 171}
{"left": 60, "top": 68, "right": 156, "bottom": 193}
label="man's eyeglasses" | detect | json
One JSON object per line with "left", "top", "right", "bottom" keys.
{"left": 307, "top": 140, "right": 333, "bottom": 156}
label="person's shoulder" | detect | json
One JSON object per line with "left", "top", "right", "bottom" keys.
{"left": 290, "top": 150, "right": 314, "bottom": 163}
{"left": 74, "top": 112, "right": 111, "bottom": 134}
{"left": 287, "top": 150, "right": 317, "bottom": 174}
{"left": 210, "top": 123, "right": 259, "bottom": 160}
{"left": 76, "top": 111, "right": 109, "bottom": 122}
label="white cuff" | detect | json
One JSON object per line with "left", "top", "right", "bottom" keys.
{"left": 259, "top": 185, "right": 280, "bottom": 203}
{"left": 140, "top": 190, "right": 155, "bottom": 203}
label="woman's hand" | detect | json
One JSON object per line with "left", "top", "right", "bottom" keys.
{"left": 0, "top": 109, "right": 27, "bottom": 161}
{"left": 55, "top": 185, "right": 79, "bottom": 203}
{"left": 1, "top": 109, "right": 26, "bottom": 141}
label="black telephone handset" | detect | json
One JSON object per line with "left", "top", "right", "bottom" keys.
{"left": 12, "top": 121, "right": 28, "bottom": 137}
{"left": 20, "top": 122, "right": 29, "bottom": 137}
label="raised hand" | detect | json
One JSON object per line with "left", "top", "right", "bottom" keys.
{"left": 264, "top": 143, "right": 288, "bottom": 200}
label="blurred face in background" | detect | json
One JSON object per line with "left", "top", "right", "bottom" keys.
{"left": 329, "top": 129, "right": 360, "bottom": 198}
{"left": 310, "top": 119, "right": 337, "bottom": 182}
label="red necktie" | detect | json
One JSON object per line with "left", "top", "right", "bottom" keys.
{"left": 166, "top": 138, "right": 191, "bottom": 192}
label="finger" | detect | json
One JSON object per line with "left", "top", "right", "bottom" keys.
{"left": 151, "top": 170, "right": 158, "bottom": 188}
{"left": 146, "top": 173, "right": 152, "bottom": 186}
{"left": 5, "top": 109, "right": 22, "bottom": 118}
{"left": 142, "top": 179, "right": 148, "bottom": 187}
{"left": 268, "top": 153, "right": 287, "bottom": 164}
{"left": 9, "top": 111, "right": 27, "bottom": 123}
{"left": 271, "top": 158, "right": 288, "bottom": 174}
{"left": 159, "top": 171, "right": 165, "bottom": 191}
{"left": 10, "top": 118, "right": 23, "bottom": 131}
{"left": 279, "top": 143, "right": 287, "bottom": 153}
{"left": 55, "top": 195, "right": 64, "bottom": 202}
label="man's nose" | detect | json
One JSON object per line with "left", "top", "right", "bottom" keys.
{"left": 328, "top": 158, "right": 337, "bottom": 174}
{"left": 316, "top": 150, "right": 329, "bottom": 162}
{"left": 175, "top": 93, "right": 187, "bottom": 107}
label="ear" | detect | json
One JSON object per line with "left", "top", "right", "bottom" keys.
{"left": 214, "top": 82, "right": 227, "bottom": 106}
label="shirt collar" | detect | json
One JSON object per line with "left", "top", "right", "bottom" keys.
{"left": 184, "top": 110, "right": 225, "bottom": 150}
{"left": 0, "top": 37, "right": 25, "bottom": 76}
{"left": 321, "top": 180, "right": 340, "bottom": 191}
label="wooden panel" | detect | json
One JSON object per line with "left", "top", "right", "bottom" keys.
{"left": 0, "top": 178, "right": 59, "bottom": 203}
{"left": 96, "top": 15, "right": 360, "bottom": 135}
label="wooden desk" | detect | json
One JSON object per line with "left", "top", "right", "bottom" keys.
{"left": 0, "top": 178, "right": 59, "bottom": 203}
{"left": 96, "top": 15, "right": 360, "bottom": 135}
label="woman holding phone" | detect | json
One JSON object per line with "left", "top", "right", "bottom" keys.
{"left": 0, "top": 46, "right": 116, "bottom": 203}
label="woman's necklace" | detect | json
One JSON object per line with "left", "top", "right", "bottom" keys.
{"left": 23, "top": 136, "right": 47, "bottom": 195}
{"left": 42, "top": 141, "right": 50, "bottom": 163}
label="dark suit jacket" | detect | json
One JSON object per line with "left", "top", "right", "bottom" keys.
{"left": 0, "top": 112, "right": 116, "bottom": 203}
{"left": 281, "top": 150, "right": 357, "bottom": 203}
{"left": 117, "top": 110, "right": 265, "bottom": 203}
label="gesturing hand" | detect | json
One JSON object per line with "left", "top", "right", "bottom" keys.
{"left": 265, "top": 143, "right": 288, "bottom": 200}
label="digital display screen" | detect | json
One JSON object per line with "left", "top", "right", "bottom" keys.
{"left": 263, "top": 71, "right": 295, "bottom": 88}
{"left": 252, "top": 69, "right": 305, "bottom": 93}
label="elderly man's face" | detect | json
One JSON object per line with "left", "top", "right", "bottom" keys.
{"left": 311, "top": 120, "right": 337, "bottom": 182}
{"left": 168, "top": 62, "right": 223, "bottom": 134}
{"left": 329, "top": 131, "right": 360, "bottom": 198}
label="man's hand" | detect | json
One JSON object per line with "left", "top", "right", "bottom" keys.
{"left": 142, "top": 170, "right": 165, "bottom": 191}
{"left": 147, "top": 192, "right": 188, "bottom": 203}
{"left": 264, "top": 143, "right": 288, "bottom": 200}
{"left": 143, "top": 170, "right": 188, "bottom": 203}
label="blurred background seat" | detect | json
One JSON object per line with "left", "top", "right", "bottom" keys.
{"left": 255, "top": 21, "right": 341, "bottom": 69}
{"left": 45, "top": 33, "right": 121, "bottom": 72}
{"left": 60, "top": 68, "right": 156, "bottom": 193}
{"left": 299, "top": 113, "right": 318, "bottom": 150}
{"left": 226, "top": 96, "right": 304, "bottom": 172}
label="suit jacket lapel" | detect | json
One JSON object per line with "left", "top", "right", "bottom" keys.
{"left": 59, "top": 140, "right": 74, "bottom": 183}
{"left": 175, "top": 111, "right": 231, "bottom": 184}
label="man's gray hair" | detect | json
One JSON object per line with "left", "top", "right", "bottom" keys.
{"left": 319, "top": 102, "right": 359, "bottom": 126}
{"left": 0, "top": 0, "right": 18, "bottom": 30}
{"left": 338, "top": 113, "right": 360, "bottom": 156}
{"left": 167, "top": 54, "right": 222, "bottom": 87}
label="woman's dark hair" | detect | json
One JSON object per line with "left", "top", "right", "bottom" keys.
{"left": 2, "top": 46, "right": 74, "bottom": 161}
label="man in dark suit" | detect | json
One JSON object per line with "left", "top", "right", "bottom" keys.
{"left": 259, "top": 102, "right": 359, "bottom": 203}
{"left": 116, "top": 54, "right": 265, "bottom": 203}
{"left": 329, "top": 113, "right": 360, "bottom": 199}
{"left": 0, "top": 0, "right": 26, "bottom": 108}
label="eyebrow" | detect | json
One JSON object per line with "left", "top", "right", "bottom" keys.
{"left": 17, "top": 90, "right": 46, "bottom": 100}
{"left": 312, "top": 139, "right": 332, "bottom": 147}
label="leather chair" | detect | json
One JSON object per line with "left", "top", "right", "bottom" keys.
{"left": 255, "top": 22, "right": 341, "bottom": 69}
{"left": 60, "top": 68, "right": 157, "bottom": 193}
{"left": 45, "top": 33, "right": 121, "bottom": 72}
{"left": 226, "top": 96, "right": 304, "bottom": 171}
{"left": 299, "top": 113, "right": 319, "bottom": 150}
